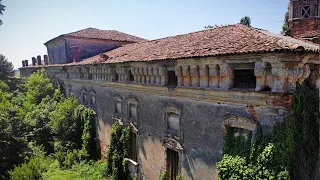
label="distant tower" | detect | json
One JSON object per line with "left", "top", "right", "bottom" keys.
{"left": 288, "top": 0, "right": 319, "bottom": 42}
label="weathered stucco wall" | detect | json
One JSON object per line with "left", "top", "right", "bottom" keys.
{"left": 46, "top": 37, "right": 67, "bottom": 64}
{"left": 45, "top": 37, "right": 131, "bottom": 64}
{"left": 65, "top": 37, "right": 130, "bottom": 63}
{"left": 62, "top": 79, "right": 288, "bottom": 180}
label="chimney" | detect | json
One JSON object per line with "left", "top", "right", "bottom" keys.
{"left": 32, "top": 57, "right": 37, "bottom": 66}
{"left": 37, "top": 55, "right": 42, "bottom": 65}
{"left": 70, "top": 46, "right": 80, "bottom": 62}
{"left": 24, "top": 60, "right": 29, "bottom": 66}
{"left": 22, "top": 60, "right": 25, "bottom": 67}
{"left": 44, "top": 55, "right": 49, "bottom": 65}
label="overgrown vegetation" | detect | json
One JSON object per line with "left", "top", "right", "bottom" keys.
{"left": 0, "top": 69, "right": 107, "bottom": 179}
{"left": 106, "top": 121, "right": 131, "bottom": 180}
{"left": 217, "top": 82, "right": 319, "bottom": 180}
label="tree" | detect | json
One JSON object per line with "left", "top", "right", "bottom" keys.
{"left": 24, "top": 69, "right": 54, "bottom": 107}
{"left": 0, "top": 55, "right": 14, "bottom": 81}
{"left": 282, "top": 8, "right": 290, "bottom": 35}
{"left": 0, "top": 0, "right": 4, "bottom": 26}
{"left": 240, "top": 16, "right": 251, "bottom": 27}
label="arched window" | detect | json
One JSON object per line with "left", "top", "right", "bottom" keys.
{"left": 165, "top": 105, "right": 182, "bottom": 138}
{"left": 89, "top": 90, "right": 96, "bottom": 108}
{"left": 82, "top": 89, "right": 87, "bottom": 104}
{"left": 114, "top": 97, "right": 122, "bottom": 115}
{"left": 128, "top": 98, "right": 138, "bottom": 122}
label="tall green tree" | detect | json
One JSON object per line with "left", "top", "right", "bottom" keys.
{"left": 282, "top": 8, "right": 290, "bottom": 35}
{"left": 0, "top": 55, "right": 14, "bottom": 81}
{"left": 0, "top": 0, "right": 5, "bottom": 26}
{"left": 240, "top": 16, "right": 251, "bottom": 27}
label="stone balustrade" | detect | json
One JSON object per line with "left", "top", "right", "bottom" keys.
{"left": 19, "top": 60, "right": 313, "bottom": 93}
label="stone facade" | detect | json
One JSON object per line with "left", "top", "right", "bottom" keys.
{"left": 19, "top": 51, "right": 320, "bottom": 180}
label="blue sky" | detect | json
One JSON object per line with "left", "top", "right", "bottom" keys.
{"left": 0, "top": 0, "right": 288, "bottom": 69}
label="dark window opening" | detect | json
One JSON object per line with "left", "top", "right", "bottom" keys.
{"left": 82, "top": 92, "right": 87, "bottom": 103}
{"left": 233, "top": 70, "right": 256, "bottom": 89}
{"left": 88, "top": 74, "right": 92, "bottom": 80}
{"left": 262, "top": 86, "right": 272, "bottom": 91}
{"left": 115, "top": 73, "right": 119, "bottom": 82}
{"left": 90, "top": 94, "right": 96, "bottom": 107}
{"left": 129, "top": 70, "right": 134, "bottom": 82}
{"left": 166, "top": 149, "right": 179, "bottom": 180}
{"left": 130, "top": 132, "right": 137, "bottom": 162}
{"left": 167, "top": 71, "right": 178, "bottom": 87}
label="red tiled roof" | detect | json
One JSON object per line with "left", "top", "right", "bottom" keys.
{"left": 44, "top": 28, "right": 146, "bottom": 44}
{"left": 77, "top": 24, "right": 318, "bottom": 65}
{"left": 64, "top": 28, "right": 146, "bottom": 43}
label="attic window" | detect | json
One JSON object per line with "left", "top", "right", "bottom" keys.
{"left": 302, "top": 3, "right": 311, "bottom": 18}
{"left": 129, "top": 70, "right": 134, "bottom": 82}
{"left": 233, "top": 69, "right": 256, "bottom": 89}
{"left": 167, "top": 71, "right": 177, "bottom": 87}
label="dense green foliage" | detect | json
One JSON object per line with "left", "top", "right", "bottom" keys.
{"left": 222, "top": 125, "right": 252, "bottom": 159}
{"left": 106, "top": 121, "right": 131, "bottom": 180}
{"left": 217, "top": 82, "right": 319, "bottom": 180}
{"left": 0, "top": 55, "right": 14, "bottom": 81}
{"left": 240, "top": 16, "right": 251, "bottom": 27}
{"left": 0, "top": 69, "right": 104, "bottom": 179}
{"left": 282, "top": 8, "right": 290, "bottom": 34}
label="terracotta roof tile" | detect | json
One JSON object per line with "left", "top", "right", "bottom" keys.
{"left": 36, "top": 24, "right": 319, "bottom": 68}
{"left": 78, "top": 24, "right": 319, "bottom": 65}
{"left": 45, "top": 28, "right": 146, "bottom": 44}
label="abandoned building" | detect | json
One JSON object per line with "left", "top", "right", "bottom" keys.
{"left": 19, "top": 1, "right": 319, "bottom": 179}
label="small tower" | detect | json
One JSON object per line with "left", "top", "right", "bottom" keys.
{"left": 288, "top": 0, "right": 319, "bottom": 42}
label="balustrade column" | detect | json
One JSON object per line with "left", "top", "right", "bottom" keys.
{"left": 175, "top": 66, "right": 183, "bottom": 87}
{"left": 182, "top": 65, "right": 191, "bottom": 87}
{"left": 158, "top": 66, "right": 167, "bottom": 86}
{"left": 199, "top": 65, "right": 209, "bottom": 88}
{"left": 209, "top": 64, "right": 220, "bottom": 88}
{"left": 254, "top": 62, "right": 268, "bottom": 91}
{"left": 287, "top": 64, "right": 310, "bottom": 92}
{"left": 271, "top": 64, "right": 288, "bottom": 92}
{"left": 190, "top": 65, "right": 200, "bottom": 87}
{"left": 143, "top": 67, "right": 148, "bottom": 84}
{"left": 153, "top": 67, "right": 160, "bottom": 85}
{"left": 219, "top": 64, "right": 233, "bottom": 90}
{"left": 148, "top": 67, "right": 154, "bottom": 84}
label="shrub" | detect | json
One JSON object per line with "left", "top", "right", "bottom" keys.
{"left": 9, "top": 157, "right": 50, "bottom": 180}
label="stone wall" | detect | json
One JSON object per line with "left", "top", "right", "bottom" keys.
{"left": 63, "top": 79, "right": 286, "bottom": 180}
{"left": 18, "top": 52, "right": 320, "bottom": 180}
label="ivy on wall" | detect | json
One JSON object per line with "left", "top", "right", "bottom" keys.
{"left": 218, "top": 82, "right": 319, "bottom": 180}
{"left": 106, "top": 121, "right": 131, "bottom": 180}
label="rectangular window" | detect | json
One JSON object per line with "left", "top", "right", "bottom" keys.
{"left": 116, "top": 101, "right": 122, "bottom": 114}
{"left": 130, "top": 132, "right": 138, "bottom": 162}
{"left": 129, "top": 104, "right": 137, "bottom": 119}
{"left": 167, "top": 71, "right": 178, "bottom": 87}
{"left": 233, "top": 69, "right": 256, "bottom": 89}
{"left": 166, "top": 149, "right": 179, "bottom": 180}
{"left": 168, "top": 113, "right": 180, "bottom": 132}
